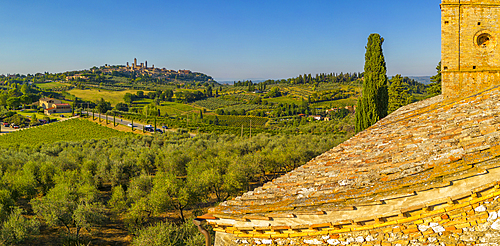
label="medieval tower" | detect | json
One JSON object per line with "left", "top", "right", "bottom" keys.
{"left": 441, "top": 0, "right": 500, "bottom": 98}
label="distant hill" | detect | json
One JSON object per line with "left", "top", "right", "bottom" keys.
{"left": 406, "top": 76, "right": 431, "bottom": 85}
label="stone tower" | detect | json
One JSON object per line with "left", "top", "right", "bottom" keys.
{"left": 441, "top": 0, "right": 500, "bottom": 99}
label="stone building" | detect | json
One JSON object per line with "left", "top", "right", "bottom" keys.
{"left": 39, "top": 97, "right": 65, "bottom": 110}
{"left": 39, "top": 97, "right": 71, "bottom": 115}
{"left": 44, "top": 103, "right": 72, "bottom": 115}
{"left": 442, "top": 0, "right": 500, "bottom": 99}
{"left": 195, "top": 1, "right": 500, "bottom": 245}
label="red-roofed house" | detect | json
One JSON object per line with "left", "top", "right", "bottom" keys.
{"left": 39, "top": 98, "right": 72, "bottom": 115}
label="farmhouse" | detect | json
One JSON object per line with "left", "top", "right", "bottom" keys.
{"left": 39, "top": 97, "right": 62, "bottom": 109}
{"left": 197, "top": 1, "right": 500, "bottom": 245}
{"left": 39, "top": 97, "right": 71, "bottom": 115}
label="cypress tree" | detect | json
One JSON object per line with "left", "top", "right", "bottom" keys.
{"left": 355, "top": 33, "right": 388, "bottom": 133}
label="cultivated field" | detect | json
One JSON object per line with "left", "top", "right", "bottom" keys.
{"left": 68, "top": 89, "right": 151, "bottom": 106}
{"left": 34, "top": 81, "right": 66, "bottom": 90}
{"left": 0, "top": 118, "right": 132, "bottom": 147}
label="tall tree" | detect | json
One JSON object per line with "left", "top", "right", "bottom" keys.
{"left": 427, "top": 61, "right": 442, "bottom": 97}
{"left": 388, "top": 74, "right": 411, "bottom": 113}
{"left": 148, "top": 171, "right": 201, "bottom": 222}
{"left": 20, "top": 84, "right": 30, "bottom": 95}
{"left": 31, "top": 173, "right": 106, "bottom": 243}
{"left": 96, "top": 98, "right": 111, "bottom": 114}
{"left": 123, "top": 93, "right": 135, "bottom": 104}
{"left": 30, "top": 114, "right": 38, "bottom": 126}
{"left": 6, "top": 97, "right": 20, "bottom": 110}
{"left": 206, "top": 85, "right": 212, "bottom": 97}
{"left": 355, "top": 33, "right": 388, "bottom": 133}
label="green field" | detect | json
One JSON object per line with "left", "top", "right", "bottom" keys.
{"left": 264, "top": 96, "right": 302, "bottom": 104}
{"left": 279, "top": 87, "right": 311, "bottom": 98}
{"left": 68, "top": 89, "right": 151, "bottom": 106}
{"left": 0, "top": 118, "right": 132, "bottom": 147}
{"left": 205, "top": 115, "right": 269, "bottom": 127}
{"left": 34, "top": 81, "right": 66, "bottom": 89}
{"left": 156, "top": 102, "right": 196, "bottom": 116}
{"left": 194, "top": 97, "right": 239, "bottom": 110}
{"left": 311, "top": 98, "right": 358, "bottom": 108}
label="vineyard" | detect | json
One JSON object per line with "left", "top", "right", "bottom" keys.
{"left": 34, "top": 81, "right": 66, "bottom": 90}
{"left": 311, "top": 98, "right": 358, "bottom": 108}
{"left": 156, "top": 101, "right": 197, "bottom": 116}
{"left": 222, "top": 104, "right": 263, "bottom": 113}
{"left": 223, "top": 93, "right": 257, "bottom": 102}
{"left": 0, "top": 118, "right": 132, "bottom": 147}
{"left": 204, "top": 115, "right": 269, "bottom": 127}
{"left": 193, "top": 97, "right": 239, "bottom": 110}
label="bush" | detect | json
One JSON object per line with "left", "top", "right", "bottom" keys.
{"left": 3, "top": 114, "right": 28, "bottom": 127}
{"left": 0, "top": 207, "right": 40, "bottom": 245}
{"left": 108, "top": 185, "right": 127, "bottom": 213}
{"left": 132, "top": 220, "right": 205, "bottom": 246}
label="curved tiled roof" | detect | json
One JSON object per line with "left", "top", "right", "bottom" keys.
{"left": 208, "top": 85, "right": 500, "bottom": 228}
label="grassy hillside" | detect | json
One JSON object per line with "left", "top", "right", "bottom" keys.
{"left": 68, "top": 89, "right": 151, "bottom": 106}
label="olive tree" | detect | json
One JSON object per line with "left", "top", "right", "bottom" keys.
{"left": 31, "top": 171, "right": 106, "bottom": 243}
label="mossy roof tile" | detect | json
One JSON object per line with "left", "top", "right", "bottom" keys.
{"left": 210, "top": 87, "right": 500, "bottom": 221}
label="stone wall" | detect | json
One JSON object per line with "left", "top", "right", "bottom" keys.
{"left": 213, "top": 184, "right": 500, "bottom": 245}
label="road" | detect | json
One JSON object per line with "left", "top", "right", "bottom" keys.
{"left": 82, "top": 111, "right": 157, "bottom": 131}
{"left": 82, "top": 111, "right": 196, "bottom": 137}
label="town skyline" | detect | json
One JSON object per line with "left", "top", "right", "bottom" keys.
{"left": 0, "top": 0, "right": 440, "bottom": 81}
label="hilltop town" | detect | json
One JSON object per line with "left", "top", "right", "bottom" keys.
{"left": 0, "top": 58, "right": 214, "bottom": 89}
{"left": 65, "top": 58, "right": 214, "bottom": 82}
{"left": 65, "top": 58, "right": 214, "bottom": 83}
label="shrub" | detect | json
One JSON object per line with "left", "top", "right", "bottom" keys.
{"left": 132, "top": 220, "right": 205, "bottom": 246}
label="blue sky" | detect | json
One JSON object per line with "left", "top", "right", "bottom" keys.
{"left": 0, "top": 0, "right": 441, "bottom": 81}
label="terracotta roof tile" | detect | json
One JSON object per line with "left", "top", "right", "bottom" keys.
{"left": 210, "top": 88, "right": 500, "bottom": 222}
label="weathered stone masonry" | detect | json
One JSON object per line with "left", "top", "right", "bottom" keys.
{"left": 442, "top": 0, "right": 500, "bottom": 99}
{"left": 211, "top": 181, "right": 500, "bottom": 245}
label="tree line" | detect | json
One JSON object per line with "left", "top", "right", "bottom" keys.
{"left": 233, "top": 72, "right": 363, "bottom": 89}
